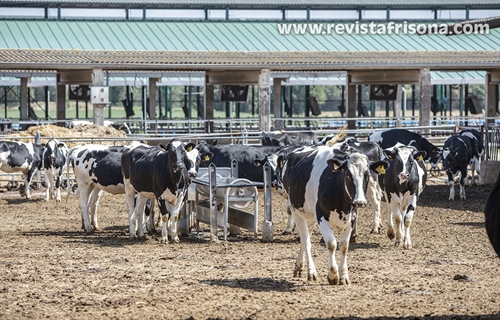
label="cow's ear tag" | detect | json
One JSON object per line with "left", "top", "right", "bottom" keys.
{"left": 377, "top": 165, "right": 386, "bottom": 175}
{"left": 455, "top": 152, "right": 459, "bottom": 156}
{"left": 204, "top": 155, "right": 210, "bottom": 161}
{"left": 186, "top": 145, "right": 194, "bottom": 152}
{"left": 417, "top": 155, "right": 423, "bottom": 161}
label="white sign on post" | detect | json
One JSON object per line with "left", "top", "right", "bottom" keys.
{"left": 91, "top": 86, "right": 109, "bottom": 104}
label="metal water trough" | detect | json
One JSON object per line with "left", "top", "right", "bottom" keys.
{"left": 182, "top": 160, "right": 273, "bottom": 242}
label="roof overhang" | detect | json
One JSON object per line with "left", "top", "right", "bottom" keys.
{"left": 1, "top": 49, "right": 499, "bottom": 72}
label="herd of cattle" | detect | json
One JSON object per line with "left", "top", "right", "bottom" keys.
{"left": 0, "top": 127, "right": 498, "bottom": 285}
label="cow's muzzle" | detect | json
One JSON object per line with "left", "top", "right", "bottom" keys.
{"left": 399, "top": 172, "right": 409, "bottom": 181}
{"left": 173, "top": 164, "right": 184, "bottom": 173}
{"left": 352, "top": 199, "right": 367, "bottom": 208}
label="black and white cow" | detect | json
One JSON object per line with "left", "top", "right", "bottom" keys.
{"left": 0, "top": 141, "right": 43, "bottom": 199}
{"left": 460, "top": 128, "right": 484, "bottom": 185}
{"left": 280, "top": 145, "right": 387, "bottom": 284}
{"left": 379, "top": 144, "right": 427, "bottom": 249}
{"left": 276, "top": 138, "right": 387, "bottom": 241}
{"left": 442, "top": 135, "right": 474, "bottom": 201}
{"left": 369, "top": 129, "right": 442, "bottom": 169}
{"left": 262, "top": 131, "right": 318, "bottom": 146}
{"left": 121, "top": 139, "right": 194, "bottom": 242}
{"left": 201, "top": 143, "right": 285, "bottom": 183}
{"left": 42, "top": 139, "right": 68, "bottom": 202}
{"left": 67, "top": 142, "right": 210, "bottom": 234}
{"left": 66, "top": 144, "right": 126, "bottom": 233}
{"left": 485, "top": 172, "right": 500, "bottom": 258}
{"left": 338, "top": 138, "right": 387, "bottom": 240}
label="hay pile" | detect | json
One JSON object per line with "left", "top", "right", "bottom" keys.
{"left": 12, "top": 124, "right": 128, "bottom": 147}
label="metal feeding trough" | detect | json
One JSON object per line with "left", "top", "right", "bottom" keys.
{"left": 183, "top": 160, "right": 272, "bottom": 242}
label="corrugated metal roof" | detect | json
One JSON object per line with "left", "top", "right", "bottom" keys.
{"left": 0, "top": 20, "right": 498, "bottom": 70}
{"left": 1, "top": 20, "right": 499, "bottom": 51}
{"left": 2, "top": 0, "right": 499, "bottom": 8}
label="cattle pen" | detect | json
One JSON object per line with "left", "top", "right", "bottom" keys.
{"left": 0, "top": 163, "right": 499, "bottom": 319}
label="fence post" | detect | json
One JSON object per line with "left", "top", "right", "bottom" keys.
{"left": 34, "top": 131, "right": 41, "bottom": 190}
{"left": 261, "top": 162, "right": 274, "bottom": 242}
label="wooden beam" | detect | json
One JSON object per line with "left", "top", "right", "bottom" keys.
{"left": 149, "top": 77, "right": 159, "bottom": 130}
{"left": 273, "top": 77, "right": 283, "bottom": 130}
{"left": 346, "top": 73, "right": 356, "bottom": 132}
{"left": 394, "top": 85, "right": 402, "bottom": 127}
{"left": 19, "top": 77, "right": 28, "bottom": 126}
{"left": 206, "top": 71, "right": 260, "bottom": 86}
{"left": 92, "top": 68, "right": 105, "bottom": 126}
{"left": 486, "top": 73, "right": 497, "bottom": 125}
{"left": 419, "top": 68, "right": 432, "bottom": 133}
{"left": 204, "top": 76, "right": 214, "bottom": 133}
{"left": 56, "top": 73, "right": 66, "bottom": 127}
{"left": 349, "top": 70, "right": 420, "bottom": 85}
{"left": 258, "top": 69, "right": 271, "bottom": 132}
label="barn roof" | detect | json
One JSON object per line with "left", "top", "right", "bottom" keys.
{"left": 0, "top": 19, "right": 498, "bottom": 71}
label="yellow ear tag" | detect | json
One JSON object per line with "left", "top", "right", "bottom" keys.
{"left": 378, "top": 165, "right": 386, "bottom": 175}
{"left": 204, "top": 155, "right": 210, "bottom": 161}
{"left": 186, "top": 146, "right": 194, "bottom": 152}
{"left": 417, "top": 155, "right": 423, "bottom": 161}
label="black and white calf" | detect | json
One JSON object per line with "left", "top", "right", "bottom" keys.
{"left": 369, "top": 128, "right": 442, "bottom": 169}
{"left": 121, "top": 139, "right": 194, "bottom": 242}
{"left": 0, "top": 141, "right": 43, "bottom": 199}
{"left": 280, "top": 145, "right": 387, "bottom": 285}
{"left": 66, "top": 144, "right": 126, "bottom": 233}
{"left": 485, "top": 172, "right": 500, "bottom": 258}
{"left": 460, "top": 128, "right": 484, "bottom": 185}
{"left": 42, "top": 139, "right": 68, "bottom": 202}
{"left": 442, "top": 135, "right": 474, "bottom": 200}
{"left": 379, "top": 144, "right": 427, "bottom": 249}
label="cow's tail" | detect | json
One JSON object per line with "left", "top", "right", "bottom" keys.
{"left": 65, "top": 146, "right": 79, "bottom": 203}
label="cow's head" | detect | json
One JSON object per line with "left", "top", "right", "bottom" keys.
{"left": 184, "top": 141, "right": 213, "bottom": 179}
{"left": 253, "top": 153, "right": 280, "bottom": 189}
{"left": 428, "top": 147, "right": 442, "bottom": 169}
{"left": 384, "top": 144, "right": 426, "bottom": 184}
{"left": 327, "top": 150, "right": 388, "bottom": 208}
{"left": 159, "top": 139, "right": 187, "bottom": 174}
{"left": 43, "top": 139, "right": 67, "bottom": 167}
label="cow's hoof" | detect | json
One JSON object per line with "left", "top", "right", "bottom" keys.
{"left": 160, "top": 237, "right": 168, "bottom": 244}
{"left": 307, "top": 272, "right": 317, "bottom": 281}
{"left": 403, "top": 243, "right": 412, "bottom": 249}
{"left": 282, "top": 230, "right": 293, "bottom": 235}
{"left": 349, "top": 234, "right": 357, "bottom": 243}
{"left": 387, "top": 229, "right": 395, "bottom": 240}
{"left": 370, "top": 227, "right": 380, "bottom": 234}
{"left": 339, "top": 277, "right": 350, "bottom": 285}
{"left": 293, "top": 266, "right": 302, "bottom": 278}
{"left": 327, "top": 276, "right": 339, "bottom": 285}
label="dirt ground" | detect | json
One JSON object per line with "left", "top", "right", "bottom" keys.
{"left": 0, "top": 177, "right": 499, "bottom": 320}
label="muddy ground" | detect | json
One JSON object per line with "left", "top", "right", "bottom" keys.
{"left": 0, "top": 177, "right": 499, "bottom": 320}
